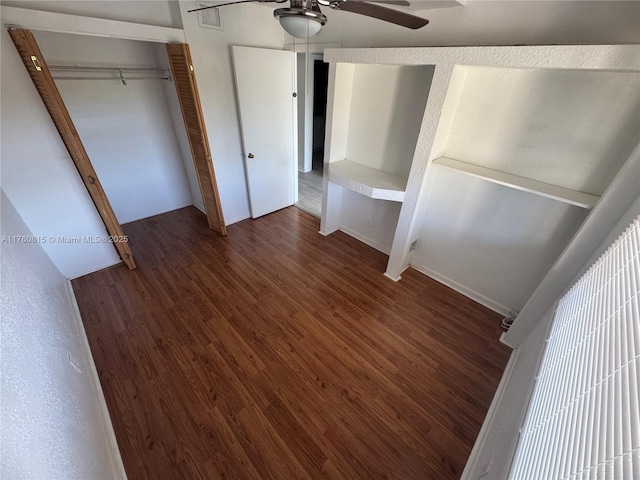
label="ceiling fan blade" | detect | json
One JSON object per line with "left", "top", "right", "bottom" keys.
{"left": 337, "top": 1, "right": 428, "bottom": 29}
{"left": 366, "top": 0, "right": 411, "bottom": 5}
{"left": 188, "top": 0, "right": 275, "bottom": 13}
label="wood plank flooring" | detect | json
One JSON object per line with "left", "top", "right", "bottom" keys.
{"left": 72, "top": 206, "right": 511, "bottom": 480}
{"left": 296, "top": 169, "right": 323, "bottom": 218}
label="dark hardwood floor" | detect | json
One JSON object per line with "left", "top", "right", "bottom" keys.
{"left": 72, "top": 206, "right": 511, "bottom": 480}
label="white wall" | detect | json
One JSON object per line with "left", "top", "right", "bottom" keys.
{"left": 1, "top": 0, "right": 183, "bottom": 29}
{"left": 463, "top": 194, "right": 640, "bottom": 480}
{"left": 0, "top": 190, "right": 124, "bottom": 480}
{"left": 334, "top": 64, "right": 432, "bottom": 254}
{"left": 178, "top": 2, "right": 285, "bottom": 224}
{"left": 410, "top": 65, "right": 639, "bottom": 314}
{"left": 339, "top": 190, "right": 402, "bottom": 254}
{"left": 347, "top": 64, "right": 432, "bottom": 179}
{"left": 34, "top": 30, "right": 193, "bottom": 224}
{"left": 1, "top": 25, "right": 121, "bottom": 279}
{"left": 442, "top": 67, "right": 640, "bottom": 195}
{"left": 306, "top": 1, "right": 640, "bottom": 48}
{"left": 297, "top": 53, "right": 315, "bottom": 173}
{"left": 411, "top": 168, "right": 589, "bottom": 314}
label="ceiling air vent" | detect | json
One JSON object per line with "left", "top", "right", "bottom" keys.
{"left": 197, "top": 3, "right": 223, "bottom": 30}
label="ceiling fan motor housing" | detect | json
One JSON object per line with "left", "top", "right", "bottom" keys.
{"left": 274, "top": 1, "right": 328, "bottom": 38}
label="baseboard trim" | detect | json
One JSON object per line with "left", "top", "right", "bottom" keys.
{"left": 193, "top": 203, "right": 250, "bottom": 227}
{"left": 383, "top": 272, "right": 401, "bottom": 282}
{"left": 410, "top": 262, "right": 512, "bottom": 316}
{"left": 68, "top": 259, "right": 123, "bottom": 281}
{"left": 119, "top": 201, "right": 193, "bottom": 224}
{"left": 224, "top": 211, "right": 251, "bottom": 225}
{"left": 338, "top": 225, "right": 391, "bottom": 256}
{"left": 65, "top": 281, "right": 128, "bottom": 480}
{"left": 193, "top": 203, "right": 206, "bottom": 215}
{"left": 461, "top": 347, "right": 519, "bottom": 480}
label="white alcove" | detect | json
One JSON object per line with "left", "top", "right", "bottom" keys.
{"left": 320, "top": 45, "right": 640, "bottom": 320}
{"left": 320, "top": 62, "right": 432, "bottom": 253}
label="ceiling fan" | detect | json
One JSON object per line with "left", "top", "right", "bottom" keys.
{"left": 189, "top": 0, "right": 429, "bottom": 38}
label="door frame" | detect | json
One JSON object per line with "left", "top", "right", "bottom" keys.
{"left": 297, "top": 51, "right": 324, "bottom": 175}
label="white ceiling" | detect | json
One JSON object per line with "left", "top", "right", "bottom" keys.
{"left": 309, "top": 1, "right": 640, "bottom": 48}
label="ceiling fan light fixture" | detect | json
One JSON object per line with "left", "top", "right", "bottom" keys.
{"left": 274, "top": 7, "right": 326, "bottom": 38}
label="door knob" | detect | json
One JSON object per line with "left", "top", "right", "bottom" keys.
{"left": 248, "top": 153, "right": 254, "bottom": 159}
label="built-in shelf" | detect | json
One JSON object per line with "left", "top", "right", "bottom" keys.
{"left": 433, "top": 157, "right": 601, "bottom": 209}
{"left": 329, "top": 160, "right": 407, "bottom": 202}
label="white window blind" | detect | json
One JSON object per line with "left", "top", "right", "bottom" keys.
{"left": 510, "top": 215, "right": 640, "bottom": 480}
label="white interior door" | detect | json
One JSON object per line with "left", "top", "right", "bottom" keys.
{"left": 233, "top": 46, "right": 296, "bottom": 218}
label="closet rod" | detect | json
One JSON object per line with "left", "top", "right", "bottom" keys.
{"left": 48, "top": 64, "right": 170, "bottom": 74}
{"left": 48, "top": 65, "right": 171, "bottom": 85}
{"left": 52, "top": 76, "right": 172, "bottom": 81}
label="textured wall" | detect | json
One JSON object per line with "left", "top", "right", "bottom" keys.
{"left": 0, "top": 191, "right": 122, "bottom": 479}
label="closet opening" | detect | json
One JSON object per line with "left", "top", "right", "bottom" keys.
{"left": 10, "top": 27, "right": 225, "bottom": 271}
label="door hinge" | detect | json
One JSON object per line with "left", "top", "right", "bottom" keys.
{"left": 87, "top": 175, "right": 96, "bottom": 185}
{"left": 123, "top": 253, "right": 131, "bottom": 260}
{"left": 30, "top": 55, "right": 42, "bottom": 71}
{"left": 189, "top": 64, "right": 194, "bottom": 72}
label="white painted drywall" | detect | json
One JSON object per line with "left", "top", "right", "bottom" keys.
{"left": 1, "top": 190, "right": 124, "bottom": 480}
{"left": 306, "top": 1, "right": 640, "bottom": 48}
{"left": 333, "top": 64, "right": 431, "bottom": 254}
{"left": 1, "top": 0, "right": 182, "bottom": 29}
{"left": 297, "top": 53, "right": 308, "bottom": 172}
{"left": 346, "top": 64, "right": 432, "bottom": 178}
{"left": 178, "top": 2, "right": 285, "bottom": 224}
{"left": 503, "top": 145, "right": 640, "bottom": 346}
{"left": 34, "top": 30, "right": 193, "bottom": 224}
{"left": 443, "top": 67, "right": 640, "bottom": 195}
{"left": 410, "top": 64, "right": 638, "bottom": 313}
{"left": 296, "top": 53, "right": 316, "bottom": 174}
{"left": 463, "top": 194, "right": 640, "bottom": 480}
{"left": 411, "top": 167, "right": 589, "bottom": 313}
{"left": 1, "top": 26, "right": 121, "bottom": 279}
{"left": 339, "top": 189, "right": 402, "bottom": 255}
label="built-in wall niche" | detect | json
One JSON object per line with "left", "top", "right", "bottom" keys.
{"left": 322, "top": 62, "right": 432, "bottom": 252}
{"left": 321, "top": 45, "right": 640, "bottom": 320}
{"left": 412, "top": 65, "right": 640, "bottom": 314}
{"left": 435, "top": 66, "right": 640, "bottom": 205}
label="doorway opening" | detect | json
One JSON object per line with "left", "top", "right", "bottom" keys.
{"left": 296, "top": 53, "right": 329, "bottom": 218}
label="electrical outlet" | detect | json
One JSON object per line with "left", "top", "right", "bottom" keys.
{"left": 409, "top": 239, "right": 418, "bottom": 252}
